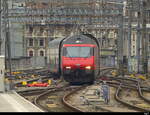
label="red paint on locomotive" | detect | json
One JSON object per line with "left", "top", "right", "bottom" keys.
{"left": 62, "top": 44, "right": 96, "bottom": 71}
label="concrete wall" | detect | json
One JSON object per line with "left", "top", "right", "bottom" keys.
{"left": 10, "top": 23, "right": 24, "bottom": 58}
{"left": 30, "top": 57, "right": 46, "bottom": 68}
{"left": 11, "top": 58, "right": 31, "bottom": 71}
{"left": 11, "top": 57, "right": 46, "bottom": 71}
{"left": 100, "top": 56, "right": 116, "bottom": 67}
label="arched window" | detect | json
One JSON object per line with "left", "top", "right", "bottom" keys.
{"left": 40, "top": 50, "right": 44, "bottom": 56}
{"left": 29, "top": 50, "right": 34, "bottom": 57}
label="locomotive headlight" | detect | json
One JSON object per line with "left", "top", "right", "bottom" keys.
{"left": 65, "top": 66, "right": 71, "bottom": 69}
{"left": 85, "top": 66, "right": 91, "bottom": 70}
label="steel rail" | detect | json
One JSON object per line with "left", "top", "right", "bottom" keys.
{"left": 138, "top": 81, "right": 150, "bottom": 104}
{"left": 62, "top": 86, "right": 87, "bottom": 112}
{"left": 115, "top": 82, "right": 150, "bottom": 112}
{"left": 33, "top": 84, "right": 70, "bottom": 112}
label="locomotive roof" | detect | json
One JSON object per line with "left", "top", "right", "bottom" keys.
{"left": 48, "top": 37, "right": 64, "bottom": 47}
{"left": 63, "top": 33, "right": 100, "bottom": 47}
{"left": 48, "top": 33, "right": 100, "bottom": 48}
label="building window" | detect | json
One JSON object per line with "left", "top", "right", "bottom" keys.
{"left": 29, "top": 38, "right": 34, "bottom": 47}
{"left": 39, "top": 39, "right": 44, "bottom": 47}
{"left": 29, "top": 26, "right": 33, "bottom": 33}
{"left": 29, "top": 50, "right": 34, "bottom": 57}
{"left": 133, "top": 33, "right": 135, "bottom": 41}
{"left": 40, "top": 27, "right": 44, "bottom": 33}
{"left": 40, "top": 50, "right": 44, "bottom": 56}
{"left": 133, "top": 51, "right": 135, "bottom": 54}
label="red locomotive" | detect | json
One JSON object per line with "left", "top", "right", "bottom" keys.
{"left": 47, "top": 33, "right": 100, "bottom": 84}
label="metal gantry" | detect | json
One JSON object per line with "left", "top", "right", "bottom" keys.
{"left": 126, "top": 0, "right": 149, "bottom": 74}
{"left": 7, "top": 0, "right": 123, "bottom": 26}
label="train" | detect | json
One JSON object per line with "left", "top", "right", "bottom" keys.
{"left": 47, "top": 33, "right": 100, "bottom": 84}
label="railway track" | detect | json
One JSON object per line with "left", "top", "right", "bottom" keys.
{"left": 17, "top": 67, "right": 150, "bottom": 112}
{"left": 6, "top": 68, "right": 49, "bottom": 80}
{"left": 64, "top": 83, "right": 138, "bottom": 112}
{"left": 18, "top": 67, "right": 150, "bottom": 112}
{"left": 139, "top": 82, "right": 150, "bottom": 103}
{"left": 62, "top": 85, "right": 87, "bottom": 112}
{"left": 18, "top": 67, "right": 115, "bottom": 112}
{"left": 19, "top": 81, "right": 69, "bottom": 109}
{"left": 56, "top": 68, "right": 117, "bottom": 112}
{"left": 34, "top": 85, "right": 82, "bottom": 112}
{"left": 14, "top": 67, "right": 114, "bottom": 88}
{"left": 15, "top": 76, "right": 51, "bottom": 87}
{"left": 111, "top": 76, "right": 150, "bottom": 112}
{"left": 6, "top": 68, "right": 53, "bottom": 90}
{"left": 115, "top": 83, "right": 149, "bottom": 112}
{"left": 62, "top": 73, "right": 150, "bottom": 112}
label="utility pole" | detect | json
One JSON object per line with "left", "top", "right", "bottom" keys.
{"left": 117, "top": 8, "right": 124, "bottom": 76}
{"left": 137, "top": 0, "right": 141, "bottom": 73}
{"left": 0, "top": 0, "right": 1, "bottom": 55}
{"left": 141, "top": 0, "right": 148, "bottom": 74}
{"left": 127, "top": 0, "right": 132, "bottom": 73}
{"left": 2, "top": 0, "right": 12, "bottom": 75}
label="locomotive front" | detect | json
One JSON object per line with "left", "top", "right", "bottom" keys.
{"left": 61, "top": 34, "right": 99, "bottom": 84}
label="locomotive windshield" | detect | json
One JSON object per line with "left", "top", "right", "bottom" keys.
{"left": 63, "top": 47, "right": 93, "bottom": 58}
